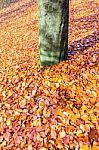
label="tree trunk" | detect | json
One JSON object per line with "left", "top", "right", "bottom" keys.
{"left": 38, "top": 0, "right": 69, "bottom": 67}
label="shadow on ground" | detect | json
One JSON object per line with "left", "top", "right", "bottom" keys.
{"left": 68, "top": 30, "right": 99, "bottom": 58}
{"left": 0, "top": 0, "right": 98, "bottom": 62}
{"left": 68, "top": 8, "right": 99, "bottom": 58}
{"left": 0, "top": 0, "right": 36, "bottom": 23}
{"left": 0, "top": 0, "right": 19, "bottom": 9}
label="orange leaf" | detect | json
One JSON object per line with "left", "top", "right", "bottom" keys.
{"left": 56, "top": 108, "right": 64, "bottom": 117}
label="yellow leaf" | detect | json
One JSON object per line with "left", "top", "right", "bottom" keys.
{"left": 55, "top": 82, "right": 60, "bottom": 88}
{"left": 92, "top": 91, "right": 97, "bottom": 97}
{"left": 82, "top": 114, "right": 89, "bottom": 122}
{"left": 80, "top": 145, "right": 89, "bottom": 150}
{"left": 43, "top": 108, "right": 51, "bottom": 118}
{"left": 28, "top": 144, "right": 32, "bottom": 150}
{"left": 2, "top": 140, "right": 6, "bottom": 146}
{"left": 6, "top": 120, "right": 11, "bottom": 126}
{"left": 2, "top": 91, "right": 6, "bottom": 97}
{"left": 76, "top": 130, "right": 83, "bottom": 136}
{"left": 59, "top": 130, "right": 66, "bottom": 138}
{"left": 0, "top": 136, "right": 3, "bottom": 143}
{"left": 71, "top": 114, "right": 77, "bottom": 122}
{"left": 80, "top": 124, "right": 85, "bottom": 132}
{"left": 81, "top": 105, "right": 87, "bottom": 111}
{"left": 73, "top": 107, "right": 79, "bottom": 113}
{"left": 39, "top": 100, "right": 45, "bottom": 109}
{"left": 33, "top": 118, "right": 41, "bottom": 127}
{"left": 39, "top": 147, "right": 47, "bottom": 150}
{"left": 66, "top": 109, "right": 74, "bottom": 116}
{"left": 56, "top": 108, "right": 64, "bottom": 117}
{"left": 51, "top": 128, "right": 56, "bottom": 139}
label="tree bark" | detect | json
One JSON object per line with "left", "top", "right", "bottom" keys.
{"left": 38, "top": 0, "right": 69, "bottom": 67}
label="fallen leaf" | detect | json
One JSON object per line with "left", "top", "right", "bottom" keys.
{"left": 28, "top": 144, "right": 33, "bottom": 150}
{"left": 63, "top": 136, "right": 69, "bottom": 144}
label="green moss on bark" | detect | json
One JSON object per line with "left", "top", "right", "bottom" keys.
{"left": 38, "top": 0, "right": 69, "bottom": 67}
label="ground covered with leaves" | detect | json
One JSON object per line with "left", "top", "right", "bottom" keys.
{"left": 0, "top": 0, "right": 99, "bottom": 149}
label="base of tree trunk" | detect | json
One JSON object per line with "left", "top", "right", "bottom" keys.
{"left": 38, "top": 0, "right": 69, "bottom": 67}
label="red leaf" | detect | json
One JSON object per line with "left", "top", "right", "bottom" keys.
{"left": 63, "top": 136, "right": 69, "bottom": 144}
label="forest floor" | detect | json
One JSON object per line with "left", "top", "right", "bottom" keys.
{"left": 0, "top": 0, "right": 99, "bottom": 149}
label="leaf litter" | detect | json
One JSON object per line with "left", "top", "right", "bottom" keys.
{"left": 0, "top": 0, "right": 99, "bottom": 149}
